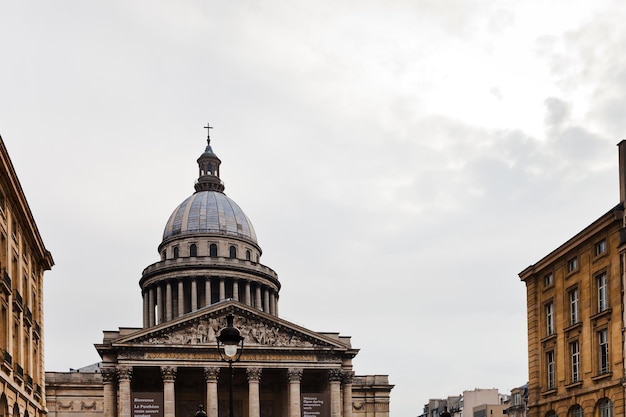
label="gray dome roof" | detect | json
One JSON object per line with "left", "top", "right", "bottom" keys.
{"left": 163, "top": 191, "right": 258, "bottom": 243}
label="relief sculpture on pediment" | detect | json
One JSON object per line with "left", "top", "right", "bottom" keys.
{"left": 144, "top": 315, "right": 317, "bottom": 347}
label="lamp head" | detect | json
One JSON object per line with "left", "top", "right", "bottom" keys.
{"left": 217, "top": 313, "right": 244, "bottom": 361}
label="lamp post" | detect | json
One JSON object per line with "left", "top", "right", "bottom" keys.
{"left": 217, "top": 313, "right": 244, "bottom": 417}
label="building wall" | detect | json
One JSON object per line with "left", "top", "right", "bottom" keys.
{"left": 0, "top": 137, "right": 53, "bottom": 417}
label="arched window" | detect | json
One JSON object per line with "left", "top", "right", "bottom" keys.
{"left": 189, "top": 244, "right": 197, "bottom": 257}
{"left": 229, "top": 246, "right": 236, "bottom": 259}
{"left": 246, "top": 250, "right": 251, "bottom": 261}
{"left": 209, "top": 243, "right": 218, "bottom": 258}
{"left": 599, "top": 399, "right": 613, "bottom": 417}
{"left": 545, "top": 411, "right": 557, "bottom": 417}
{"left": 569, "top": 405, "right": 583, "bottom": 417}
{"left": 173, "top": 246, "right": 179, "bottom": 259}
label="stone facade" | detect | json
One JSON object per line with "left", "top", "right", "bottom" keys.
{"left": 519, "top": 141, "right": 626, "bottom": 417}
{"left": 45, "top": 134, "right": 392, "bottom": 417}
{"left": 0, "top": 136, "right": 54, "bottom": 417}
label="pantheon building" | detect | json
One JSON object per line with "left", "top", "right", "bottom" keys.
{"left": 45, "top": 134, "right": 393, "bottom": 417}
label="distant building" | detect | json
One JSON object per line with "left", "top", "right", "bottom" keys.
{"left": 472, "top": 404, "right": 506, "bottom": 417}
{"left": 461, "top": 389, "right": 499, "bottom": 417}
{"left": 0, "top": 136, "right": 54, "bottom": 416}
{"left": 519, "top": 142, "right": 626, "bottom": 417}
{"left": 505, "top": 384, "right": 528, "bottom": 417}
{"left": 419, "top": 389, "right": 503, "bottom": 417}
{"left": 44, "top": 134, "right": 393, "bottom": 417}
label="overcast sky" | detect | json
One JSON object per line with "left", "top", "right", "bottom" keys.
{"left": 2, "top": 1, "right": 626, "bottom": 415}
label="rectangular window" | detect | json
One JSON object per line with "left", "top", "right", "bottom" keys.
{"left": 546, "top": 302, "right": 554, "bottom": 336}
{"left": 570, "top": 340, "right": 580, "bottom": 382}
{"left": 569, "top": 288, "right": 579, "bottom": 325}
{"left": 544, "top": 273, "right": 553, "bottom": 286}
{"left": 598, "top": 272, "right": 608, "bottom": 312}
{"left": 595, "top": 239, "right": 607, "bottom": 256}
{"left": 599, "top": 329, "right": 609, "bottom": 374}
{"left": 568, "top": 257, "right": 578, "bottom": 273}
{"left": 547, "top": 350, "right": 555, "bottom": 389}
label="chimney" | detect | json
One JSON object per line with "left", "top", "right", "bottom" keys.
{"left": 619, "top": 140, "right": 626, "bottom": 207}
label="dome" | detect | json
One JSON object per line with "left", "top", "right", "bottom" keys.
{"left": 162, "top": 190, "right": 258, "bottom": 243}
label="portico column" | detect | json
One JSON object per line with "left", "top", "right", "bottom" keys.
{"left": 247, "top": 368, "right": 262, "bottom": 417}
{"left": 161, "top": 366, "right": 177, "bottom": 417}
{"left": 245, "top": 282, "right": 251, "bottom": 306}
{"left": 219, "top": 278, "right": 225, "bottom": 301}
{"left": 233, "top": 279, "right": 239, "bottom": 301}
{"left": 156, "top": 285, "right": 163, "bottom": 324}
{"left": 204, "top": 367, "right": 220, "bottom": 417}
{"left": 165, "top": 282, "right": 173, "bottom": 321}
{"left": 148, "top": 287, "right": 155, "bottom": 326}
{"left": 270, "top": 293, "right": 276, "bottom": 316}
{"left": 143, "top": 290, "right": 149, "bottom": 327}
{"left": 205, "top": 277, "right": 211, "bottom": 307}
{"left": 101, "top": 368, "right": 117, "bottom": 417}
{"left": 263, "top": 289, "right": 270, "bottom": 312}
{"left": 117, "top": 366, "right": 133, "bottom": 417}
{"left": 288, "top": 368, "right": 303, "bottom": 417}
{"left": 255, "top": 287, "right": 262, "bottom": 310}
{"left": 178, "top": 280, "right": 184, "bottom": 317}
{"left": 342, "top": 371, "right": 355, "bottom": 417}
{"left": 328, "top": 369, "right": 342, "bottom": 417}
{"left": 191, "top": 278, "right": 198, "bottom": 311}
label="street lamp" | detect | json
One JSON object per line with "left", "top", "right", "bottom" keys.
{"left": 217, "top": 313, "right": 244, "bottom": 417}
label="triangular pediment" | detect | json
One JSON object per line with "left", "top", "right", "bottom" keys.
{"left": 112, "top": 301, "right": 348, "bottom": 351}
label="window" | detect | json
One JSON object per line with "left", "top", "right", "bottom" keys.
{"left": 569, "top": 288, "right": 579, "bottom": 325}
{"left": 570, "top": 340, "right": 580, "bottom": 383}
{"left": 595, "top": 239, "right": 607, "bottom": 256}
{"left": 544, "top": 273, "right": 553, "bottom": 286}
{"left": 161, "top": 250, "right": 166, "bottom": 261}
{"left": 599, "top": 399, "right": 613, "bottom": 417}
{"left": 598, "top": 329, "right": 609, "bottom": 374}
{"left": 567, "top": 257, "right": 578, "bottom": 273}
{"left": 513, "top": 394, "right": 520, "bottom": 406}
{"left": 209, "top": 243, "right": 217, "bottom": 258}
{"left": 597, "top": 272, "right": 608, "bottom": 312}
{"left": 546, "top": 302, "right": 554, "bottom": 336}
{"left": 189, "top": 244, "right": 197, "bottom": 257}
{"left": 547, "top": 351, "right": 555, "bottom": 390}
{"left": 229, "top": 245, "right": 236, "bottom": 259}
{"left": 246, "top": 250, "right": 251, "bottom": 261}
{"left": 173, "top": 246, "right": 179, "bottom": 259}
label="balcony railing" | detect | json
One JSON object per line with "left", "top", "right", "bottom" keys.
{"left": 24, "top": 307, "right": 32, "bottom": 327}
{"left": 14, "top": 363, "right": 23, "bottom": 384}
{"left": 1, "top": 350, "right": 11, "bottom": 373}
{"left": 0, "top": 269, "right": 10, "bottom": 295}
{"left": 12, "top": 289, "right": 22, "bottom": 312}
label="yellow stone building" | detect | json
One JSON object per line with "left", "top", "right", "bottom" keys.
{"left": 0, "top": 136, "right": 54, "bottom": 417}
{"left": 519, "top": 142, "right": 626, "bottom": 417}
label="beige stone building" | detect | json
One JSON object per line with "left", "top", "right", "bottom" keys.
{"left": 45, "top": 134, "right": 392, "bottom": 417}
{"left": 519, "top": 142, "right": 626, "bottom": 417}
{"left": 0, "top": 136, "right": 54, "bottom": 417}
